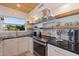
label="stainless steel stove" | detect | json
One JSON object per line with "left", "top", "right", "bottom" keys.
{"left": 33, "top": 37, "right": 48, "bottom": 56}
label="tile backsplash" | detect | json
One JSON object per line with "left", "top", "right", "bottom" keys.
{"left": 42, "top": 29, "right": 69, "bottom": 41}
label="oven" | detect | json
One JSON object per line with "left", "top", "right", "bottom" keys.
{"left": 33, "top": 39, "right": 47, "bottom": 56}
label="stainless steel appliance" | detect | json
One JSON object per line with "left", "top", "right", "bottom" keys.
{"left": 33, "top": 38, "right": 47, "bottom": 56}
{"left": 68, "top": 29, "right": 79, "bottom": 51}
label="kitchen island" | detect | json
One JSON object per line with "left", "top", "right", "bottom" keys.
{"left": 0, "top": 34, "right": 33, "bottom": 56}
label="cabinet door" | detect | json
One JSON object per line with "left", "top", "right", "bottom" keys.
{"left": 52, "top": 45, "right": 78, "bottom": 56}
{"left": 0, "top": 40, "right": 3, "bottom": 56}
{"left": 18, "top": 37, "right": 33, "bottom": 55}
{"left": 48, "top": 44, "right": 78, "bottom": 56}
{"left": 27, "top": 37, "right": 33, "bottom": 54}
{"left": 47, "top": 44, "right": 64, "bottom": 56}
{"left": 4, "top": 38, "right": 18, "bottom": 56}
{"left": 18, "top": 37, "right": 28, "bottom": 54}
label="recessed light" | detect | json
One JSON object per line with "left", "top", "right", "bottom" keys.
{"left": 17, "top": 4, "right": 20, "bottom": 7}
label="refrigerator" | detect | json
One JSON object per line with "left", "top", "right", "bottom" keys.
{"left": 68, "top": 29, "right": 79, "bottom": 52}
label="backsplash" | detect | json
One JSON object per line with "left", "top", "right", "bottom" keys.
{"left": 42, "top": 29, "right": 69, "bottom": 41}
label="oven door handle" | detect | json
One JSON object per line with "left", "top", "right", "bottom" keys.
{"left": 34, "top": 40, "right": 46, "bottom": 46}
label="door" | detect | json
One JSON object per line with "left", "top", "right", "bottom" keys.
{"left": 47, "top": 44, "right": 64, "bottom": 56}
{"left": 28, "top": 37, "right": 33, "bottom": 54}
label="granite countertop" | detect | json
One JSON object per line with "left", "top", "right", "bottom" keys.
{"left": 32, "top": 36, "right": 48, "bottom": 43}
{"left": 2, "top": 34, "right": 79, "bottom": 54}
{"left": 48, "top": 37, "right": 79, "bottom": 54}
{"left": 32, "top": 35, "right": 79, "bottom": 54}
{"left": 0, "top": 34, "right": 32, "bottom": 40}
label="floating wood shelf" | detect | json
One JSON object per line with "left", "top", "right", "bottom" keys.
{"left": 42, "top": 26, "right": 79, "bottom": 29}
{"left": 54, "top": 9, "right": 79, "bottom": 19}
{"left": 28, "top": 9, "right": 79, "bottom": 24}
{"left": 53, "top": 26, "right": 79, "bottom": 28}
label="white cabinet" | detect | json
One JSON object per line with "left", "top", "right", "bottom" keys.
{"left": 18, "top": 37, "right": 29, "bottom": 54}
{"left": 4, "top": 38, "right": 18, "bottom": 56}
{"left": 47, "top": 44, "right": 78, "bottom": 56}
{"left": 27, "top": 37, "right": 33, "bottom": 54}
{"left": 3, "top": 37, "right": 33, "bottom": 56}
{"left": 0, "top": 40, "right": 3, "bottom": 56}
{"left": 47, "top": 44, "right": 64, "bottom": 56}
{"left": 18, "top": 37, "right": 33, "bottom": 55}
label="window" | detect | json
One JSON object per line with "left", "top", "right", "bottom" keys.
{"left": 3, "top": 17, "right": 26, "bottom": 31}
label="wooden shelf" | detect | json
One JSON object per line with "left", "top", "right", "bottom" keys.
{"left": 54, "top": 9, "right": 79, "bottom": 19}
{"left": 52, "top": 26, "right": 79, "bottom": 28}
{"left": 42, "top": 26, "right": 79, "bottom": 29}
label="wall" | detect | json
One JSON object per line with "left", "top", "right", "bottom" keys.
{"left": 54, "top": 14, "right": 79, "bottom": 26}
{"left": 31, "top": 3, "right": 79, "bottom": 40}
{"left": 42, "top": 14, "right": 79, "bottom": 41}
{"left": 27, "top": 3, "right": 79, "bottom": 41}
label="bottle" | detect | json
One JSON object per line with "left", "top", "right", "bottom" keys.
{"left": 39, "top": 32, "right": 42, "bottom": 39}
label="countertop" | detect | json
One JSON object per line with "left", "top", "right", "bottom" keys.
{"left": 33, "top": 35, "right": 79, "bottom": 55}
{"left": 32, "top": 36, "right": 48, "bottom": 43}
{"left": 1, "top": 34, "right": 79, "bottom": 55}
{"left": 0, "top": 34, "right": 32, "bottom": 40}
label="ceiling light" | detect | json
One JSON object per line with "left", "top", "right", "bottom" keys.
{"left": 17, "top": 4, "right": 20, "bottom": 7}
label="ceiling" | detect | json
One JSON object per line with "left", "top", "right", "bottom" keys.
{"left": 0, "top": 3, "right": 39, "bottom": 13}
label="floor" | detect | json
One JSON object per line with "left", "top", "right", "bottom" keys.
{"left": 18, "top": 51, "right": 33, "bottom": 56}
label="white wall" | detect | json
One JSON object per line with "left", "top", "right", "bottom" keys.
{"left": 0, "top": 5, "right": 27, "bottom": 19}
{"left": 42, "top": 14, "right": 79, "bottom": 26}
{"left": 41, "top": 14, "right": 79, "bottom": 41}
{"left": 28, "top": 3, "right": 79, "bottom": 38}
{"left": 30, "top": 3, "right": 79, "bottom": 37}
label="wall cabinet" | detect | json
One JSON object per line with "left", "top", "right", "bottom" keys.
{"left": 47, "top": 44, "right": 78, "bottom": 56}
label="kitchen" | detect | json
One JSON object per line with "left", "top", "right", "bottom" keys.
{"left": 0, "top": 3, "right": 79, "bottom": 56}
